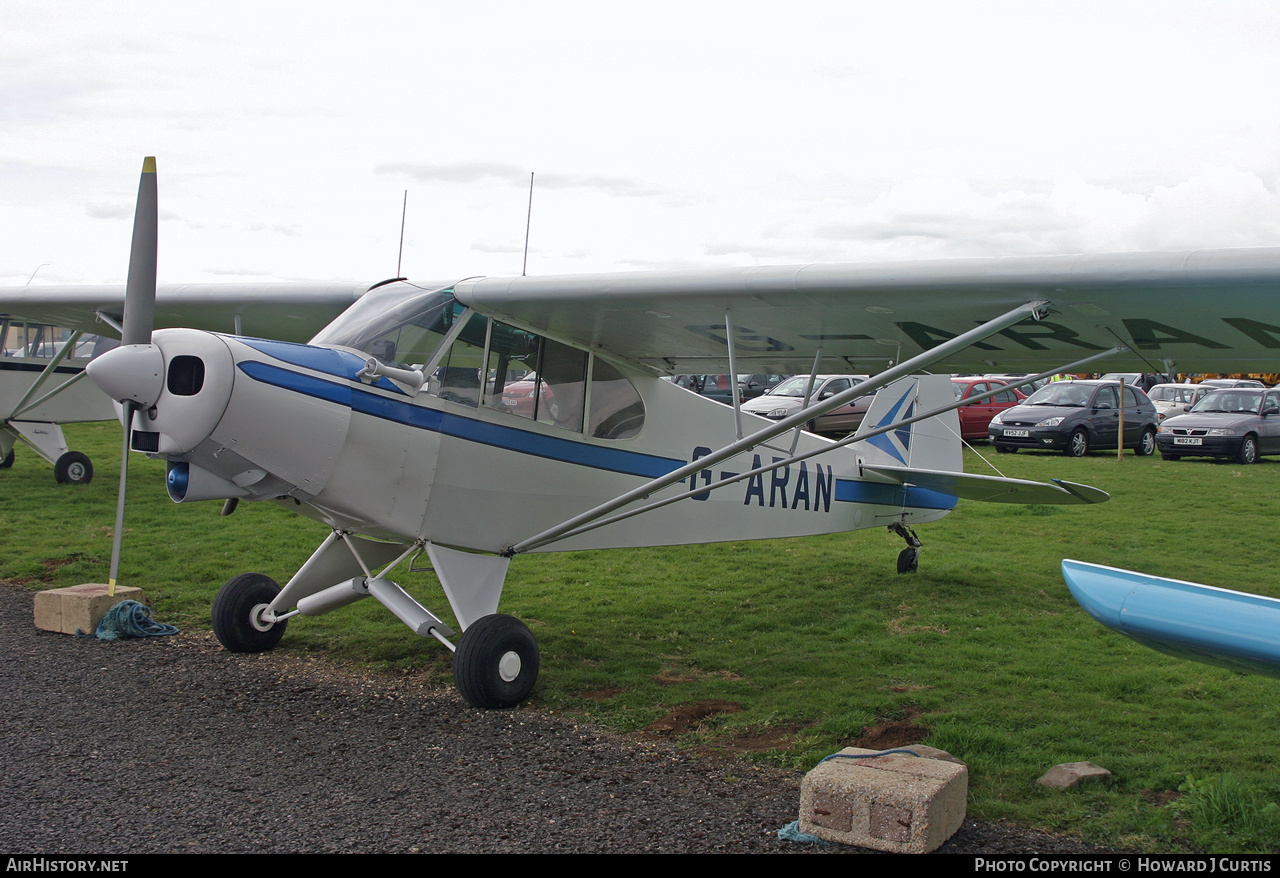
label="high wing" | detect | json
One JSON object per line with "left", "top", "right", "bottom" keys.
{"left": 0, "top": 280, "right": 401, "bottom": 342}
{"left": 454, "top": 247, "right": 1280, "bottom": 375}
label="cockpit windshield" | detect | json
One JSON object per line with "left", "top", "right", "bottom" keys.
{"left": 310, "top": 283, "right": 460, "bottom": 368}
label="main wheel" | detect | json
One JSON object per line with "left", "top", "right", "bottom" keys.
{"left": 54, "top": 451, "right": 92, "bottom": 484}
{"left": 453, "top": 614, "right": 540, "bottom": 709}
{"left": 0, "top": 448, "right": 13, "bottom": 469}
{"left": 1237, "top": 434, "right": 1259, "bottom": 465}
{"left": 1135, "top": 427, "right": 1156, "bottom": 456}
{"left": 212, "top": 573, "right": 287, "bottom": 652}
{"left": 1065, "top": 428, "right": 1089, "bottom": 457}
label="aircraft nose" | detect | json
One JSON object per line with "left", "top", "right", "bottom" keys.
{"left": 86, "top": 343, "right": 165, "bottom": 408}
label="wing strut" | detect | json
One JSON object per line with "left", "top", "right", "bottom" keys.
{"left": 509, "top": 299, "right": 1051, "bottom": 555}
{"left": 3, "top": 330, "right": 84, "bottom": 421}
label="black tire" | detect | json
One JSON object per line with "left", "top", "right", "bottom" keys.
{"left": 453, "top": 614, "right": 540, "bottom": 709}
{"left": 1161, "top": 452, "right": 1181, "bottom": 461}
{"left": 54, "top": 451, "right": 92, "bottom": 484}
{"left": 994, "top": 444, "right": 1016, "bottom": 454}
{"left": 212, "top": 573, "right": 287, "bottom": 652}
{"left": 1065, "top": 428, "right": 1089, "bottom": 458}
{"left": 1135, "top": 427, "right": 1156, "bottom": 457}
{"left": 1237, "top": 434, "right": 1259, "bottom": 465}
{"left": 0, "top": 448, "right": 13, "bottom": 469}
{"left": 897, "top": 546, "right": 919, "bottom": 574}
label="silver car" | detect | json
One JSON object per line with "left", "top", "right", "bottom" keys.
{"left": 740, "top": 374, "right": 874, "bottom": 436}
{"left": 1156, "top": 387, "right": 1280, "bottom": 463}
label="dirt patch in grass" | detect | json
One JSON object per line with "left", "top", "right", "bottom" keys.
{"left": 9, "top": 554, "right": 89, "bottom": 585}
{"left": 653, "top": 663, "right": 744, "bottom": 685}
{"left": 854, "top": 706, "right": 931, "bottom": 750}
{"left": 722, "top": 723, "right": 807, "bottom": 755}
{"left": 579, "top": 687, "right": 626, "bottom": 701}
{"left": 642, "top": 699, "right": 743, "bottom": 736}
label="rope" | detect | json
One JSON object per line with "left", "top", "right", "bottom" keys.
{"left": 78, "top": 600, "right": 179, "bottom": 640}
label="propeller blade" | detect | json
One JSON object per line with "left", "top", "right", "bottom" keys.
{"left": 122, "top": 156, "right": 157, "bottom": 346}
{"left": 108, "top": 157, "right": 158, "bottom": 594}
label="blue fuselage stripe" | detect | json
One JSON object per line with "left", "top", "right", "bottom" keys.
{"left": 237, "top": 357, "right": 956, "bottom": 511}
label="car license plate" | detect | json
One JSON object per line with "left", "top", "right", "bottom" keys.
{"left": 1174, "top": 436, "right": 1203, "bottom": 446}
{"left": 1002, "top": 429, "right": 1029, "bottom": 438}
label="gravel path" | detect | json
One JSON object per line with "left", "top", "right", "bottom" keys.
{"left": 0, "top": 583, "right": 1110, "bottom": 854}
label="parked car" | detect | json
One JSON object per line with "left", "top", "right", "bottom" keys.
{"left": 988, "top": 380, "right": 1159, "bottom": 456}
{"left": 671, "top": 374, "right": 787, "bottom": 405}
{"left": 1146, "top": 383, "right": 1215, "bottom": 421}
{"left": 741, "top": 374, "right": 874, "bottom": 436}
{"left": 950, "top": 377, "right": 1027, "bottom": 440}
{"left": 500, "top": 376, "right": 553, "bottom": 418}
{"left": 1197, "top": 378, "right": 1267, "bottom": 389}
{"left": 1156, "top": 387, "right": 1280, "bottom": 464}
{"left": 987, "top": 374, "right": 1048, "bottom": 394}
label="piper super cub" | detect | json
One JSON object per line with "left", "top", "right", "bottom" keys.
{"left": 81, "top": 159, "right": 1280, "bottom": 707}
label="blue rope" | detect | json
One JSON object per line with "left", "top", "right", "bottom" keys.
{"left": 777, "top": 820, "right": 830, "bottom": 845}
{"left": 818, "top": 747, "right": 922, "bottom": 764}
{"left": 79, "top": 600, "right": 179, "bottom": 640}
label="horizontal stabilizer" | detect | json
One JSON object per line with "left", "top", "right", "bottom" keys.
{"left": 1062, "top": 559, "right": 1280, "bottom": 679}
{"left": 860, "top": 464, "right": 1109, "bottom": 505}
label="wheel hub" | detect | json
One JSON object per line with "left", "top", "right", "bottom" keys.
{"left": 498, "top": 650, "right": 522, "bottom": 682}
{"left": 249, "top": 603, "right": 276, "bottom": 632}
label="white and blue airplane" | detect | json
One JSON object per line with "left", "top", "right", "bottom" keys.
{"left": 55, "top": 159, "right": 1280, "bottom": 707}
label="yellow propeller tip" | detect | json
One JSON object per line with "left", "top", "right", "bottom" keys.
{"left": 142, "top": 157, "right": 156, "bottom": 174}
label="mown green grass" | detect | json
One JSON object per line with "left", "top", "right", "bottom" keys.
{"left": 5, "top": 423, "right": 1280, "bottom": 852}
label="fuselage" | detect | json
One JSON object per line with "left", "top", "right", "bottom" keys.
{"left": 88, "top": 283, "right": 957, "bottom": 555}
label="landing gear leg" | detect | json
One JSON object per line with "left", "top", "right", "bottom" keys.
{"left": 889, "top": 522, "right": 922, "bottom": 574}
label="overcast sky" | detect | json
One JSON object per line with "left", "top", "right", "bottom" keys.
{"left": 3, "top": 0, "right": 1278, "bottom": 286}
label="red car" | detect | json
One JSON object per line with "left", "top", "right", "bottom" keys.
{"left": 951, "top": 378, "right": 1027, "bottom": 440}
{"left": 500, "top": 378, "right": 554, "bottom": 418}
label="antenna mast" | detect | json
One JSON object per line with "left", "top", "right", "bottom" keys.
{"left": 396, "top": 190, "right": 408, "bottom": 277}
{"left": 522, "top": 172, "right": 534, "bottom": 276}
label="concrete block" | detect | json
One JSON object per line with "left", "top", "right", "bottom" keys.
{"left": 799, "top": 747, "right": 968, "bottom": 853}
{"left": 33, "top": 584, "right": 147, "bottom": 636}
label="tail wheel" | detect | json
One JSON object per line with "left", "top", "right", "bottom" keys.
{"left": 212, "top": 573, "right": 287, "bottom": 652}
{"left": 453, "top": 614, "right": 540, "bottom": 709}
{"left": 897, "top": 546, "right": 920, "bottom": 574}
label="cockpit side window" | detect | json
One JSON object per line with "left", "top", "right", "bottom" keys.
{"left": 421, "top": 311, "right": 486, "bottom": 407}
{"left": 423, "top": 313, "right": 643, "bottom": 439}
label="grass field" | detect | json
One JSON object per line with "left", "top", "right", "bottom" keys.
{"left": 4, "top": 422, "right": 1280, "bottom": 852}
